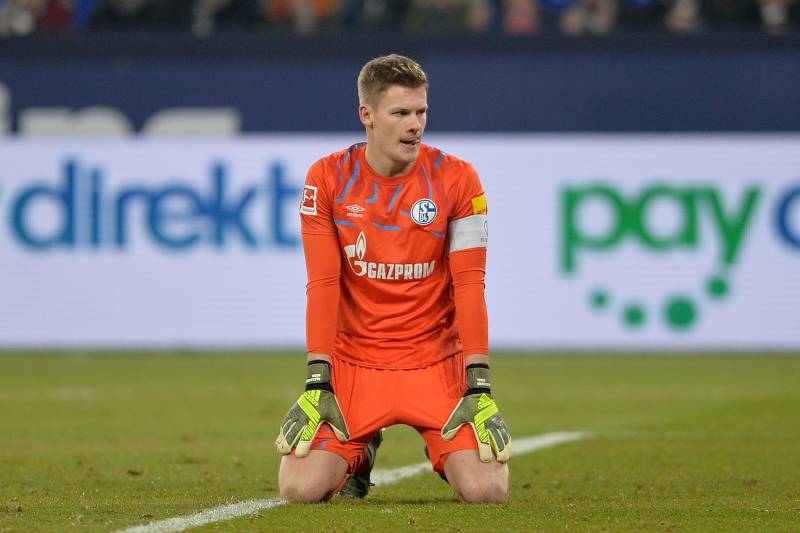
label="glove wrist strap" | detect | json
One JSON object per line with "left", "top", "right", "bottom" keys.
{"left": 305, "top": 360, "right": 333, "bottom": 393}
{"left": 465, "top": 363, "right": 491, "bottom": 396}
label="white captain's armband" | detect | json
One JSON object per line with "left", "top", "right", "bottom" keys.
{"left": 448, "top": 214, "right": 488, "bottom": 254}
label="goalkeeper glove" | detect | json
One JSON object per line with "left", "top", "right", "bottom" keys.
{"left": 275, "top": 360, "right": 350, "bottom": 457}
{"left": 441, "top": 363, "right": 512, "bottom": 463}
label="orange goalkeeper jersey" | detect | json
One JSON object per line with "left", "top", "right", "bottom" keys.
{"left": 300, "top": 143, "right": 489, "bottom": 370}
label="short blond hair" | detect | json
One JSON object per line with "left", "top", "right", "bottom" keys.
{"left": 357, "top": 54, "right": 428, "bottom": 107}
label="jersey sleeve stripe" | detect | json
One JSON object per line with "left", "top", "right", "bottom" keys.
{"left": 422, "top": 165, "right": 433, "bottom": 198}
{"left": 365, "top": 182, "right": 379, "bottom": 204}
{"left": 448, "top": 214, "right": 488, "bottom": 253}
{"left": 335, "top": 160, "right": 360, "bottom": 204}
{"left": 387, "top": 184, "right": 404, "bottom": 212}
{"left": 372, "top": 223, "right": 402, "bottom": 231}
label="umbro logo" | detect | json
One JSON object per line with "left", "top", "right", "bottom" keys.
{"left": 345, "top": 204, "right": 366, "bottom": 218}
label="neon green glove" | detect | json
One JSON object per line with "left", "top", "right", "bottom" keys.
{"left": 441, "top": 363, "right": 512, "bottom": 463}
{"left": 275, "top": 360, "right": 350, "bottom": 457}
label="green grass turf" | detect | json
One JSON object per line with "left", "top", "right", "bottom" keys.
{"left": 1, "top": 353, "right": 799, "bottom": 532}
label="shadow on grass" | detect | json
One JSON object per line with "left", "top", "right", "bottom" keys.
{"left": 331, "top": 496, "right": 458, "bottom": 505}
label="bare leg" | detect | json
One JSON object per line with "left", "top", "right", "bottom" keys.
{"left": 279, "top": 450, "right": 348, "bottom": 503}
{"left": 443, "top": 449, "right": 509, "bottom": 503}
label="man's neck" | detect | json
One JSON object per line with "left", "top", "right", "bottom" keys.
{"left": 364, "top": 145, "right": 415, "bottom": 178}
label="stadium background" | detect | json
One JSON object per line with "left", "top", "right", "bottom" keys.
{"left": 2, "top": 12, "right": 799, "bottom": 351}
{"left": 2, "top": 3, "right": 800, "bottom": 532}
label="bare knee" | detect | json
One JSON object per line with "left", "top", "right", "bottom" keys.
{"left": 457, "top": 476, "right": 509, "bottom": 503}
{"left": 279, "top": 474, "right": 332, "bottom": 503}
{"left": 278, "top": 451, "right": 347, "bottom": 503}
{"left": 444, "top": 449, "right": 509, "bottom": 503}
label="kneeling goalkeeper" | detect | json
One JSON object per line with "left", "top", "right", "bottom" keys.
{"left": 275, "top": 54, "right": 512, "bottom": 503}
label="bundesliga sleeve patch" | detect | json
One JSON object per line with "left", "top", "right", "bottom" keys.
{"left": 300, "top": 185, "right": 318, "bottom": 215}
{"left": 471, "top": 194, "right": 488, "bottom": 215}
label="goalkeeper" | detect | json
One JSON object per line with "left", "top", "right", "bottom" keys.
{"left": 275, "top": 54, "right": 512, "bottom": 503}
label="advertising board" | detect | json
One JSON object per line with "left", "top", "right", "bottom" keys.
{"left": 2, "top": 135, "right": 798, "bottom": 349}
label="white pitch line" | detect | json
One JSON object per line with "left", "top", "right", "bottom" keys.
{"left": 116, "top": 431, "right": 589, "bottom": 533}
{"left": 117, "top": 499, "right": 285, "bottom": 533}
{"left": 371, "top": 430, "right": 589, "bottom": 486}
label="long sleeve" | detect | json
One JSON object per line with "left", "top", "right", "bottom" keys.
{"left": 449, "top": 247, "right": 489, "bottom": 356}
{"left": 303, "top": 231, "right": 341, "bottom": 354}
{"left": 300, "top": 158, "right": 340, "bottom": 355}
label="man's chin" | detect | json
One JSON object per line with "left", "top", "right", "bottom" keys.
{"left": 398, "top": 144, "right": 420, "bottom": 160}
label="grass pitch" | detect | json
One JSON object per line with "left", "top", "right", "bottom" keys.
{"left": 1, "top": 353, "right": 799, "bottom": 532}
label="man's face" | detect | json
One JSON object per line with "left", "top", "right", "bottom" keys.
{"left": 361, "top": 84, "right": 428, "bottom": 173}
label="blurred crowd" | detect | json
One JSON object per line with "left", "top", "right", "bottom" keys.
{"left": 0, "top": 0, "right": 797, "bottom": 37}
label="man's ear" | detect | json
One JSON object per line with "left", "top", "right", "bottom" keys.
{"left": 359, "top": 103, "right": 373, "bottom": 128}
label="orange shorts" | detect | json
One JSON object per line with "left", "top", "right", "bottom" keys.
{"left": 309, "top": 352, "right": 477, "bottom": 476}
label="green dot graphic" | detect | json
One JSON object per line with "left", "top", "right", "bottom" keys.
{"left": 706, "top": 276, "right": 729, "bottom": 300}
{"left": 590, "top": 289, "right": 609, "bottom": 310}
{"left": 665, "top": 297, "right": 697, "bottom": 330}
{"left": 623, "top": 305, "right": 646, "bottom": 328}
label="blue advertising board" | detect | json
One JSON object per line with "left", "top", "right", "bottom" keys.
{"left": 1, "top": 33, "right": 799, "bottom": 134}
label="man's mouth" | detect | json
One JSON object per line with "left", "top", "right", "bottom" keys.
{"left": 400, "top": 139, "right": 420, "bottom": 147}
